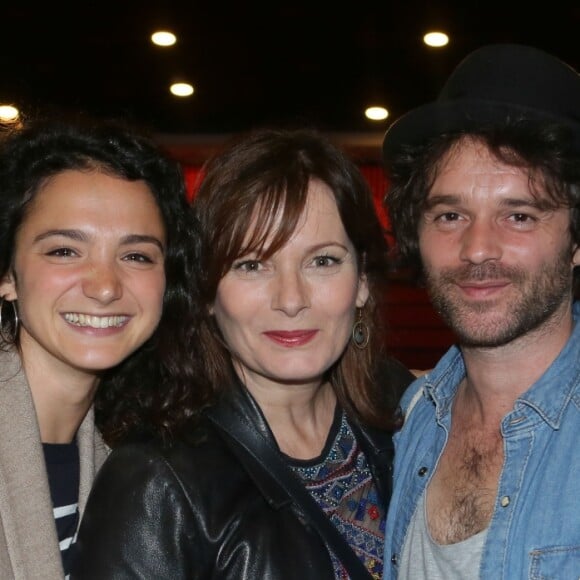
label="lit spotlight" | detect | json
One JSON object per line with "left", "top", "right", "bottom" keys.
{"left": 0, "top": 105, "right": 19, "bottom": 122}
{"left": 423, "top": 32, "right": 449, "bottom": 47}
{"left": 170, "top": 83, "right": 194, "bottom": 97}
{"left": 151, "top": 31, "right": 177, "bottom": 47}
{"left": 365, "top": 106, "right": 389, "bottom": 121}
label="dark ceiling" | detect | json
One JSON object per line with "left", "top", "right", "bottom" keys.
{"left": 1, "top": 1, "right": 579, "bottom": 163}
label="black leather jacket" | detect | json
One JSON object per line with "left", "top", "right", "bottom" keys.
{"left": 72, "top": 361, "right": 413, "bottom": 579}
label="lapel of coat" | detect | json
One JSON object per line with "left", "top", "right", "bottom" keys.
{"left": 77, "top": 406, "right": 109, "bottom": 517}
{"left": 0, "top": 349, "right": 64, "bottom": 579}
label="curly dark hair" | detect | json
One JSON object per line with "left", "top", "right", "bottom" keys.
{"left": 192, "top": 127, "right": 399, "bottom": 428}
{"left": 0, "top": 112, "right": 208, "bottom": 446}
{"left": 384, "top": 119, "right": 580, "bottom": 284}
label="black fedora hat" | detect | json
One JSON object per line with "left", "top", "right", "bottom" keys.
{"left": 382, "top": 43, "right": 580, "bottom": 159}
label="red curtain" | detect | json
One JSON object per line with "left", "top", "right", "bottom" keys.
{"left": 183, "top": 166, "right": 205, "bottom": 202}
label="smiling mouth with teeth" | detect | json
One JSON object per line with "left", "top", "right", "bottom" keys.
{"left": 63, "top": 313, "right": 128, "bottom": 328}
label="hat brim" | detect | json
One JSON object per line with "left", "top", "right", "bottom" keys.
{"left": 382, "top": 98, "right": 580, "bottom": 159}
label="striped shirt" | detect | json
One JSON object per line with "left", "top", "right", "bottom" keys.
{"left": 43, "top": 441, "right": 80, "bottom": 579}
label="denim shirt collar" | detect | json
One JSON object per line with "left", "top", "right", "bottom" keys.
{"left": 419, "top": 301, "right": 580, "bottom": 429}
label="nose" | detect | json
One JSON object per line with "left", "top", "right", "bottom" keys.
{"left": 459, "top": 219, "right": 502, "bottom": 264}
{"left": 271, "top": 267, "right": 309, "bottom": 317}
{"left": 82, "top": 261, "right": 123, "bottom": 304}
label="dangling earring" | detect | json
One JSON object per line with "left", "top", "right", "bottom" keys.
{"left": 0, "top": 298, "right": 19, "bottom": 343}
{"left": 352, "top": 308, "right": 369, "bottom": 349}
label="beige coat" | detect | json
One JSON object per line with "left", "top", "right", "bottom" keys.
{"left": 0, "top": 349, "right": 109, "bottom": 579}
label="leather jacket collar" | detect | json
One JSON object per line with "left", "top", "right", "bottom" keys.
{"left": 206, "top": 377, "right": 396, "bottom": 506}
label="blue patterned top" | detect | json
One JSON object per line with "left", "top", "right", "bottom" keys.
{"left": 288, "top": 408, "right": 385, "bottom": 579}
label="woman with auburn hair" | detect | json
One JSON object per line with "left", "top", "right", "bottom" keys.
{"left": 74, "top": 128, "right": 414, "bottom": 579}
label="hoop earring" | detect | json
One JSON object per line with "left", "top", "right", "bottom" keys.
{"left": 352, "top": 308, "right": 369, "bottom": 350}
{"left": 0, "top": 298, "right": 19, "bottom": 343}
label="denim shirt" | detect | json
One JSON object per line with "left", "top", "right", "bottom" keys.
{"left": 384, "top": 305, "right": 580, "bottom": 579}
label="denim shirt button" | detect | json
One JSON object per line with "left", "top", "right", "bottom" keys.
{"left": 391, "top": 553, "right": 398, "bottom": 565}
{"left": 500, "top": 495, "right": 510, "bottom": 507}
{"left": 418, "top": 466, "right": 428, "bottom": 476}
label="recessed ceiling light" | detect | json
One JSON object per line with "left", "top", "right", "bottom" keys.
{"left": 151, "top": 31, "right": 177, "bottom": 47}
{"left": 170, "top": 83, "right": 194, "bottom": 97}
{"left": 423, "top": 32, "right": 449, "bottom": 47}
{"left": 0, "top": 105, "right": 19, "bottom": 122}
{"left": 365, "top": 106, "right": 389, "bottom": 121}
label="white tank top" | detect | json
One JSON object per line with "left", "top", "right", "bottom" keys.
{"left": 398, "top": 492, "right": 487, "bottom": 579}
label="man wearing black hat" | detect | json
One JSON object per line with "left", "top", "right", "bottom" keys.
{"left": 382, "top": 44, "right": 580, "bottom": 579}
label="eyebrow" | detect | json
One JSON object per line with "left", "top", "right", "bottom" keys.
{"left": 424, "top": 194, "right": 551, "bottom": 211}
{"left": 33, "top": 229, "right": 165, "bottom": 251}
{"left": 423, "top": 194, "right": 460, "bottom": 210}
{"left": 309, "top": 241, "right": 350, "bottom": 252}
